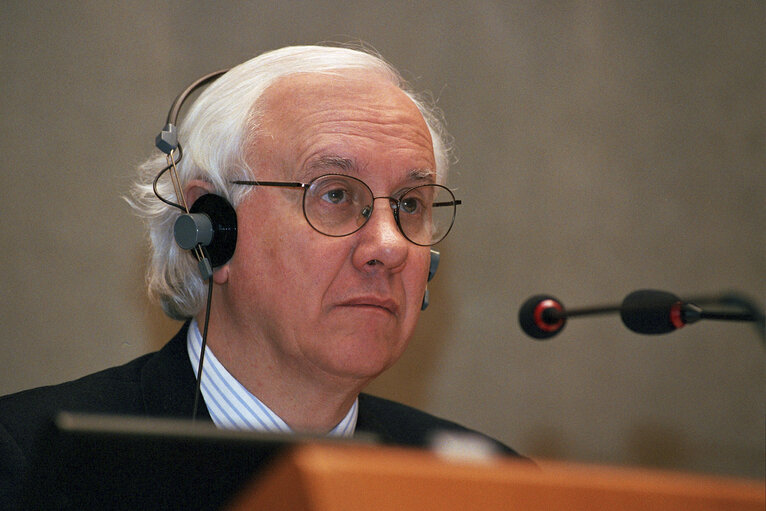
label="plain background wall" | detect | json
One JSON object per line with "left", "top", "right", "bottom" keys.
{"left": 1, "top": 1, "right": 763, "bottom": 479}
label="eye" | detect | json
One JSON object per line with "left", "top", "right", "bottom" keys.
{"left": 400, "top": 196, "right": 422, "bottom": 214}
{"left": 322, "top": 188, "right": 349, "bottom": 204}
{"left": 312, "top": 177, "right": 357, "bottom": 205}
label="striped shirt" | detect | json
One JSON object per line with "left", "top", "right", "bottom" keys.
{"left": 186, "top": 318, "right": 358, "bottom": 437}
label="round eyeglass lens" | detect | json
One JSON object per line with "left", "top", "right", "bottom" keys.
{"left": 397, "top": 184, "right": 457, "bottom": 246}
{"left": 303, "top": 175, "right": 373, "bottom": 236}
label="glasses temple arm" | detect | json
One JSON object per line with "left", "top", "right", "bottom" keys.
{"left": 432, "top": 199, "right": 462, "bottom": 207}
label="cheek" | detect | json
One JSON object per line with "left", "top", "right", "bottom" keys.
{"left": 235, "top": 194, "right": 306, "bottom": 270}
{"left": 229, "top": 200, "right": 295, "bottom": 297}
{"left": 237, "top": 215, "right": 344, "bottom": 311}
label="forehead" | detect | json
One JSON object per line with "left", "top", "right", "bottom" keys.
{"left": 249, "top": 70, "right": 435, "bottom": 182}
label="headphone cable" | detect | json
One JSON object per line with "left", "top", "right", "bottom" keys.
{"left": 192, "top": 247, "right": 215, "bottom": 421}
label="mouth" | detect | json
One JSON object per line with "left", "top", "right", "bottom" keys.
{"left": 337, "top": 297, "right": 398, "bottom": 315}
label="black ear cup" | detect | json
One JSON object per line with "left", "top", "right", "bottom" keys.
{"left": 179, "top": 194, "right": 237, "bottom": 268}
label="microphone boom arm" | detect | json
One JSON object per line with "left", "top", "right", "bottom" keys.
{"left": 519, "top": 290, "right": 764, "bottom": 343}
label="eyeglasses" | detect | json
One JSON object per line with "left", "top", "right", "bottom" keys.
{"left": 231, "top": 174, "right": 461, "bottom": 246}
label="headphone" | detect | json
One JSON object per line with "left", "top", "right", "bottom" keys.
{"left": 154, "top": 70, "right": 439, "bottom": 309}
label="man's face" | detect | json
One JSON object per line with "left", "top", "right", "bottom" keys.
{"left": 220, "top": 70, "right": 436, "bottom": 387}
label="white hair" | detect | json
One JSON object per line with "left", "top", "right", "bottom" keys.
{"left": 130, "top": 45, "right": 453, "bottom": 320}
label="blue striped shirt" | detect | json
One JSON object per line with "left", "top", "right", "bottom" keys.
{"left": 186, "top": 319, "right": 358, "bottom": 437}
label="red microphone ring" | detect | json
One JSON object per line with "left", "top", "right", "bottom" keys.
{"left": 534, "top": 299, "right": 564, "bottom": 332}
{"left": 670, "top": 302, "right": 686, "bottom": 330}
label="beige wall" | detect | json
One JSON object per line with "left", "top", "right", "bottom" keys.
{"left": 1, "top": 1, "right": 763, "bottom": 479}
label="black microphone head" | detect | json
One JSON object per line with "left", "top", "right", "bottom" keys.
{"left": 620, "top": 289, "right": 685, "bottom": 335}
{"left": 519, "top": 295, "right": 567, "bottom": 339}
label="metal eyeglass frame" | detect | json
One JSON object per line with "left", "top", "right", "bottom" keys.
{"left": 231, "top": 173, "right": 462, "bottom": 246}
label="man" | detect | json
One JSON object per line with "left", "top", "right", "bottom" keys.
{"left": 0, "top": 45, "right": 521, "bottom": 506}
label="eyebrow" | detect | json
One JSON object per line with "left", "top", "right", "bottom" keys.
{"left": 408, "top": 167, "right": 436, "bottom": 182}
{"left": 307, "top": 156, "right": 357, "bottom": 174}
{"left": 307, "top": 155, "right": 435, "bottom": 181}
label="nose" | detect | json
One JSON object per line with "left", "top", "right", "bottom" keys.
{"left": 352, "top": 197, "right": 409, "bottom": 273}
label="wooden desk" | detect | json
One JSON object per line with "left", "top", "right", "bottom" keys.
{"left": 227, "top": 443, "right": 764, "bottom": 511}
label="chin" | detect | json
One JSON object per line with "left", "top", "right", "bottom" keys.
{"left": 320, "top": 335, "right": 407, "bottom": 381}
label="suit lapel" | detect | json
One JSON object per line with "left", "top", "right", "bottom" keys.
{"left": 140, "top": 322, "right": 212, "bottom": 421}
{"left": 356, "top": 393, "right": 396, "bottom": 444}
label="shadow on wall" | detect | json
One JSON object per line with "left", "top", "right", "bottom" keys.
{"left": 626, "top": 423, "right": 689, "bottom": 471}
{"left": 522, "top": 425, "right": 569, "bottom": 461}
{"left": 520, "top": 423, "right": 690, "bottom": 470}
{"left": 627, "top": 422, "right": 764, "bottom": 478}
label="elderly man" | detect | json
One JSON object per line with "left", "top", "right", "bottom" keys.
{"left": 0, "top": 45, "right": 521, "bottom": 507}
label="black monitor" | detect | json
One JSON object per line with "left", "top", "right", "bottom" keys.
{"left": 20, "top": 412, "right": 302, "bottom": 510}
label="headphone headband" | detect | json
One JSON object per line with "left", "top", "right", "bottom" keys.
{"left": 156, "top": 69, "right": 229, "bottom": 155}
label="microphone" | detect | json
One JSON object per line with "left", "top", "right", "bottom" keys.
{"left": 518, "top": 290, "right": 763, "bottom": 340}
{"left": 518, "top": 295, "right": 621, "bottom": 339}
{"left": 518, "top": 295, "right": 564, "bottom": 339}
{"left": 621, "top": 289, "right": 762, "bottom": 335}
{"left": 620, "top": 289, "right": 693, "bottom": 334}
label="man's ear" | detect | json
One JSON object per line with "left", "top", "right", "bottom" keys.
{"left": 212, "top": 264, "right": 229, "bottom": 284}
{"left": 184, "top": 179, "right": 216, "bottom": 208}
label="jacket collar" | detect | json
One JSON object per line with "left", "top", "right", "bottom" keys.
{"left": 140, "top": 321, "right": 212, "bottom": 421}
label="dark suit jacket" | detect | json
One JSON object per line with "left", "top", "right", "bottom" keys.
{"left": 0, "top": 323, "right": 521, "bottom": 508}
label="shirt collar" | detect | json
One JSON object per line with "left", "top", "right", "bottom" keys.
{"left": 186, "top": 318, "right": 358, "bottom": 437}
